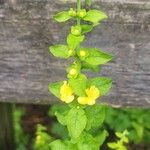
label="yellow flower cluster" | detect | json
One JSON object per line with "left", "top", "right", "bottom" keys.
{"left": 60, "top": 81, "right": 100, "bottom": 105}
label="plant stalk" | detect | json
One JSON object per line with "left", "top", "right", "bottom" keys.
{"left": 77, "top": 0, "right": 81, "bottom": 25}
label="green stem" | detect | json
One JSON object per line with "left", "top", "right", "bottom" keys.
{"left": 77, "top": 0, "right": 81, "bottom": 25}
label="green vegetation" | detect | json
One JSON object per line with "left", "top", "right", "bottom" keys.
{"left": 13, "top": 107, "right": 30, "bottom": 150}
{"left": 13, "top": 106, "right": 150, "bottom": 149}
{"left": 105, "top": 108, "right": 150, "bottom": 144}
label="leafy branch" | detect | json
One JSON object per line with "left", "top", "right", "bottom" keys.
{"left": 47, "top": 0, "right": 113, "bottom": 149}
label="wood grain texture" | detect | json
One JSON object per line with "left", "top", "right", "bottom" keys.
{"left": 0, "top": 0, "right": 150, "bottom": 107}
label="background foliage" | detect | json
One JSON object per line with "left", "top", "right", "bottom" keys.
{"left": 13, "top": 105, "right": 150, "bottom": 150}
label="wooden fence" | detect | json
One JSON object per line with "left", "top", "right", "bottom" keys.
{"left": 0, "top": 0, "right": 150, "bottom": 107}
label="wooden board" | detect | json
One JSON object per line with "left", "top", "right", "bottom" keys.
{"left": 0, "top": 0, "right": 150, "bottom": 107}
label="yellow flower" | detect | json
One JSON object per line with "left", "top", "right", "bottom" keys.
{"left": 77, "top": 86, "right": 100, "bottom": 105}
{"left": 79, "top": 50, "right": 86, "bottom": 57}
{"left": 60, "top": 81, "right": 74, "bottom": 103}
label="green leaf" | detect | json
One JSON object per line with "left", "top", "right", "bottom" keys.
{"left": 85, "top": 48, "right": 113, "bottom": 65}
{"left": 48, "top": 82, "right": 63, "bottom": 98}
{"left": 48, "top": 104, "right": 70, "bottom": 125}
{"left": 81, "top": 24, "right": 93, "bottom": 34}
{"left": 95, "top": 130, "right": 108, "bottom": 147}
{"left": 67, "top": 34, "right": 84, "bottom": 49}
{"left": 55, "top": 112, "right": 67, "bottom": 126}
{"left": 69, "top": 74, "right": 87, "bottom": 96}
{"left": 66, "top": 107, "right": 87, "bottom": 139}
{"left": 88, "top": 77, "right": 112, "bottom": 95}
{"left": 77, "top": 131, "right": 107, "bottom": 150}
{"left": 132, "top": 121, "right": 144, "bottom": 140}
{"left": 83, "top": 9, "right": 108, "bottom": 23}
{"left": 85, "top": 104, "right": 107, "bottom": 130}
{"left": 77, "top": 132, "right": 99, "bottom": 150}
{"left": 54, "top": 11, "right": 71, "bottom": 22}
{"left": 65, "top": 141, "right": 78, "bottom": 150}
{"left": 107, "top": 142, "right": 118, "bottom": 149}
{"left": 81, "top": 62, "right": 100, "bottom": 72}
{"left": 49, "top": 140, "right": 67, "bottom": 150}
{"left": 51, "top": 122, "right": 68, "bottom": 139}
{"left": 49, "top": 45, "right": 70, "bottom": 58}
{"left": 116, "top": 132, "right": 124, "bottom": 138}
{"left": 48, "top": 104, "right": 69, "bottom": 116}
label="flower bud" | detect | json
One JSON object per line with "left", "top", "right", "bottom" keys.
{"left": 67, "top": 67, "right": 78, "bottom": 79}
{"left": 77, "top": 49, "right": 89, "bottom": 60}
{"left": 68, "top": 49, "right": 74, "bottom": 56}
{"left": 79, "top": 50, "right": 86, "bottom": 57}
{"left": 68, "top": 8, "right": 76, "bottom": 17}
{"left": 71, "top": 26, "right": 81, "bottom": 36}
{"left": 77, "top": 9, "right": 87, "bottom": 18}
{"left": 67, "top": 62, "right": 81, "bottom": 79}
{"left": 69, "top": 68, "right": 77, "bottom": 76}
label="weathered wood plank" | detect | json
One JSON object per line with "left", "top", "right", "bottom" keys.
{"left": 0, "top": 0, "right": 150, "bottom": 107}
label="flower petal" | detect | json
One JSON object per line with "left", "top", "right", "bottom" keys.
{"left": 60, "top": 81, "right": 74, "bottom": 103}
{"left": 77, "top": 97, "right": 88, "bottom": 105}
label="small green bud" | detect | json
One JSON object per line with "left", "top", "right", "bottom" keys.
{"left": 68, "top": 8, "right": 76, "bottom": 17}
{"left": 68, "top": 49, "right": 74, "bottom": 56}
{"left": 77, "top": 9, "right": 87, "bottom": 18}
{"left": 67, "top": 67, "right": 78, "bottom": 79}
{"left": 69, "top": 68, "right": 77, "bottom": 76}
{"left": 67, "top": 62, "right": 81, "bottom": 79}
{"left": 71, "top": 26, "right": 81, "bottom": 36}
